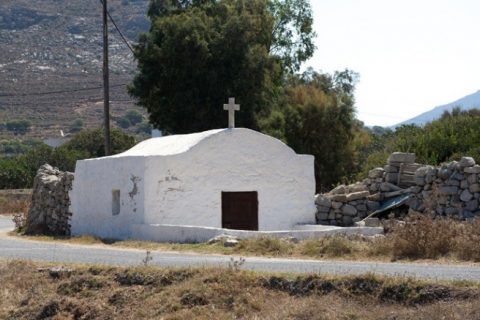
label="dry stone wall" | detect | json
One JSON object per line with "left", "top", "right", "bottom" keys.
{"left": 316, "top": 153, "right": 480, "bottom": 226}
{"left": 25, "top": 164, "right": 74, "bottom": 235}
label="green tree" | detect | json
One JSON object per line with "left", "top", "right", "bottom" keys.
{"left": 130, "top": 0, "right": 315, "bottom": 134}
{"left": 63, "top": 128, "right": 136, "bottom": 158}
{"left": 69, "top": 119, "right": 84, "bottom": 133}
{"left": 116, "top": 117, "right": 131, "bottom": 129}
{"left": 124, "top": 110, "right": 144, "bottom": 125}
{"left": 5, "top": 119, "right": 31, "bottom": 135}
{"left": 260, "top": 70, "right": 359, "bottom": 192}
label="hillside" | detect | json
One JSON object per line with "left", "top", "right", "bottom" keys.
{"left": 0, "top": 0, "right": 150, "bottom": 140}
{"left": 395, "top": 90, "right": 480, "bottom": 127}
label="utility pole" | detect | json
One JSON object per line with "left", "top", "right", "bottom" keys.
{"left": 102, "top": 0, "right": 111, "bottom": 156}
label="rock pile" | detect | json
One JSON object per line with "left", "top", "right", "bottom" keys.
{"left": 315, "top": 153, "right": 480, "bottom": 226}
{"left": 25, "top": 164, "right": 74, "bottom": 235}
{"left": 410, "top": 157, "right": 480, "bottom": 219}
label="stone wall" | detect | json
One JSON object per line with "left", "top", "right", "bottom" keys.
{"left": 315, "top": 153, "right": 480, "bottom": 226}
{"left": 25, "top": 164, "right": 74, "bottom": 235}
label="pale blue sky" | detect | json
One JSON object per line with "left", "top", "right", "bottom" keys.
{"left": 306, "top": 0, "right": 480, "bottom": 126}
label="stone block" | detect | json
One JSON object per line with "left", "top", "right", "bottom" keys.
{"left": 315, "top": 194, "right": 331, "bottom": 207}
{"left": 368, "top": 167, "right": 385, "bottom": 179}
{"left": 356, "top": 204, "right": 367, "bottom": 212}
{"left": 459, "top": 157, "right": 476, "bottom": 168}
{"left": 350, "top": 183, "right": 369, "bottom": 193}
{"left": 331, "top": 201, "right": 343, "bottom": 209}
{"left": 316, "top": 212, "right": 328, "bottom": 220}
{"left": 385, "top": 173, "right": 399, "bottom": 184}
{"left": 384, "top": 165, "right": 399, "bottom": 173}
{"left": 368, "top": 193, "right": 382, "bottom": 201}
{"left": 414, "top": 177, "right": 426, "bottom": 186}
{"left": 380, "top": 182, "right": 402, "bottom": 192}
{"left": 465, "top": 199, "right": 478, "bottom": 212}
{"left": 342, "top": 216, "right": 353, "bottom": 226}
{"left": 464, "top": 165, "right": 480, "bottom": 174}
{"left": 330, "top": 184, "right": 347, "bottom": 195}
{"left": 460, "top": 180, "right": 469, "bottom": 189}
{"left": 317, "top": 205, "right": 330, "bottom": 213}
{"left": 341, "top": 204, "right": 357, "bottom": 216}
{"left": 439, "top": 186, "right": 458, "bottom": 195}
{"left": 469, "top": 184, "right": 480, "bottom": 193}
{"left": 388, "top": 152, "right": 415, "bottom": 164}
{"left": 467, "top": 174, "right": 478, "bottom": 185}
{"left": 445, "top": 179, "right": 460, "bottom": 186}
{"left": 328, "top": 194, "right": 347, "bottom": 202}
{"left": 460, "top": 189, "right": 473, "bottom": 202}
{"left": 346, "top": 191, "right": 370, "bottom": 201}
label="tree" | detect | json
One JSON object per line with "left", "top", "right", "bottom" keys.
{"left": 63, "top": 128, "right": 136, "bottom": 158}
{"left": 5, "top": 119, "right": 31, "bottom": 135}
{"left": 268, "top": 0, "right": 316, "bottom": 73}
{"left": 260, "top": 69, "right": 359, "bottom": 192}
{"left": 116, "top": 117, "right": 131, "bottom": 129}
{"left": 124, "top": 110, "right": 144, "bottom": 125}
{"left": 69, "top": 119, "right": 84, "bottom": 133}
{"left": 130, "top": 0, "right": 315, "bottom": 134}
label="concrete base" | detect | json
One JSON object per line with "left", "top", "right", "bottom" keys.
{"left": 130, "top": 224, "right": 384, "bottom": 243}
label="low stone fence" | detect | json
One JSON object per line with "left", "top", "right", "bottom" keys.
{"left": 25, "top": 164, "right": 74, "bottom": 235}
{"left": 316, "top": 153, "right": 480, "bottom": 226}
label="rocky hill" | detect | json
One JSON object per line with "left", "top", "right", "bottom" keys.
{"left": 0, "top": 0, "right": 150, "bottom": 140}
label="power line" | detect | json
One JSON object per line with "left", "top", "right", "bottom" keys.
{"left": 99, "top": 0, "right": 135, "bottom": 54}
{"left": 0, "top": 83, "right": 127, "bottom": 98}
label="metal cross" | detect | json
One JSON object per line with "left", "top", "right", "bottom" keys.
{"left": 223, "top": 97, "right": 240, "bottom": 129}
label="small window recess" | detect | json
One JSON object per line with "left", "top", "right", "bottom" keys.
{"left": 112, "top": 189, "right": 120, "bottom": 215}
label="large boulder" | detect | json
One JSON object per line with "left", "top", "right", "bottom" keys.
{"left": 25, "top": 164, "right": 74, "bottom": 235}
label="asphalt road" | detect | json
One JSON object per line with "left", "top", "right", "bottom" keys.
{"left": 1, "top": 216, "right": 479, "bottom": 281}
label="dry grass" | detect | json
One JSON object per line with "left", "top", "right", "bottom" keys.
{"left": 0, "top": 260, "right": 479, "bottom": 320}
{"left": 0, "top": 197, "right": 30, "bottom": 215}
{"left": 12, "top": 205, "right": 480, "bottom": 263}
{"left": 388, "top": 214, "right": 480, "bottom": 262}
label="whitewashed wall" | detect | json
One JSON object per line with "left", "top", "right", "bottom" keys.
{"left": 143, "top": 129, "right": 316, "bottom": 231}
{"left": 70, "top": 128, "right": 316, "bottom": 240}
{"left": 70, "top": 157, "right": 146, "bottom": 239}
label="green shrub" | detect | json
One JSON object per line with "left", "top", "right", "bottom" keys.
{"left": 5, "top": 119, "right": 31, "bottom": 135}
{"left": 116, "top": 117, "right": 131, "bottom": 129}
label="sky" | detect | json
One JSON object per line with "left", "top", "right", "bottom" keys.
{"left": 306, "top": 0, "right": 480, "bottom": 127}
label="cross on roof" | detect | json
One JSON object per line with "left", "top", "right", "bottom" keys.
{"left": 223, "top": 97, "right": 240, "bottom": 129}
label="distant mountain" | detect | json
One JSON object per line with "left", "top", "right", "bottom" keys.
{"left": 394, "top": 90, "right": 480, "bottom": 127}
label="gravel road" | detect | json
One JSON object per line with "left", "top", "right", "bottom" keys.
{"left": 1, "top": 216, "right": 479, "bottom": 281}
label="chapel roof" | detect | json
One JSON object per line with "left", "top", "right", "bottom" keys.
{"left": 111, "top": 128, "right": 227, "bottom": 157}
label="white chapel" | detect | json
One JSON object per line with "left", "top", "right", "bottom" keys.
{"left": 69, "top": 99, "right": 316, "bottom": 241}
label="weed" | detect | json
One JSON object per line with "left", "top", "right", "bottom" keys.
{"left": 228, "top": 257, "right": 246, "bottom": 271}
{"left": 142, "top": 250, "right": 153, "bottom": 266}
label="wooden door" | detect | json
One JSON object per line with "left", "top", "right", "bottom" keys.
{"left": 222, "top": 191, "right": 258, "bottom": 230}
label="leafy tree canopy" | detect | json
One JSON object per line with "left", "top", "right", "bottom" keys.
{"left": 130, "top": 0, "right": 315, "bottom": 134}
{"left": 63, "top": 128, "right": 136, "bottom": 158}
{"left": 260, "top": 69, "right": 359, "bottom": 192}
